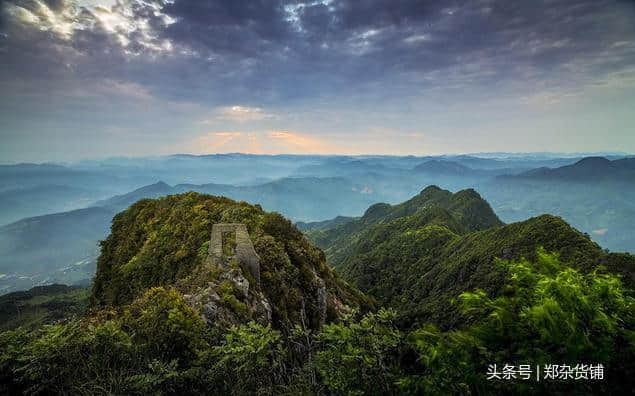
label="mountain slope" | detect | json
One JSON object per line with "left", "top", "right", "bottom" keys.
{"left": 96, "top": 177, "right": 382, "bottom": 221}
{"left": 307, "top": 185, "right": 503, "bottom": 268}
{"left": 307, "top": 186, "right": 635, "bottom": 328}
{"left": 92, "top": 192, "right": 371, "bottom": 331}
{"left": 0, "top": 284, "right": 89, "bottom": 330}
{"left": 0, "top": 207, "right": 114, "bottom": 294}
{"left": 413, "top": 160, "right": 479, "bottom": 176}
{"left": 296, "top": 216, "right": 356, "bottom": 231}
{"left": 0, "top": 184, "right": 105, "bottom": 226}
{"left": 509, "top": 156, "right": 635, "bottom": 182}
{"left": 95, "top": 181, "right": 173, "bottom": 210}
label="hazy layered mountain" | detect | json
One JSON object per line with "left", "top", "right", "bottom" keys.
{"left": 98, "top": 177, "right": 384, "bottom": 222}
{"left": 0, "top": 184, "right": 107, "bottom": 225}
{"left": 75, "top": 154, "right": 321, "bottom": 186}
{"left": 305, "top": 187, "right": 635, "bottom": 327}
{"left": 0, "top": 207, "right": 113, "bottom": 294}
{"left": 481, "top": 156, "right": 635, "bottom": 252}
{"left": 478, "top": 180, "right": 635, "bottom": 251}
{"left": 414, "top": 154, "right": 580, "bottom": 171}
{"left": 0, "top": 163, "right": 140, "bottom": 193}
{"left": 506, "top": 156, "right": 635, "bottom": 182}
{"left": 95, "top": 181, "right": 175, "bottom": 211}
{"left": 413, "top": 160, "right": 474, "bottom": 175}
{"left": 0, "top": 163, "right": 146, "bottom": 225}
{"left": 0, "top": 164, "right": 94, "bottom": 192}
{"left": 2, "top": 153, "right": 634, "bottom": 295}
{"left": 412, "top": 159, "right": 526, "bottom": 178}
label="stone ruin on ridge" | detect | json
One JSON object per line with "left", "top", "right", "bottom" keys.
{"left": 207, "top": 223, "right": 260, "bottom": 283}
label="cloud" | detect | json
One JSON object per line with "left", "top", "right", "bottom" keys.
{"left": 266, "top": 130, "right": 341, "bottom": 153}
{"left": 592, "top": 228, "right": 608, "bottom": 236}
{"left": 213, "top": 132, "right": 242, "bottom": 137}
{"left": 3, "top": 0, "right": 635, "bottom": 102}
{"left": 180, "top": 130, "right": 341, "bottom": 155}
{"left": 208, "top": 106, "right": 275, "bottom": 123}
{"left": 2, "top": 0, "right": 78, "bottom": 39}
{"left": 1, "top": 0, "right": 175, "bottom": 53}
{"left": 93, "top": 79, "right": 155, "bottom": 99}
{"left": 2, "top": 0, "right": 635, "bottom": 159}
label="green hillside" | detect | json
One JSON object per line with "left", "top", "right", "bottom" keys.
{"left": 307, "top": 185, "right": 503, "bottom": 267}
{"left": 92, "top": 192, "right": 371, "bottom": 330}
{"left": 308, "top": 186, "right": 635, "bottom": 327}
{"left": 1, "top": 190, "right": 633, "bottom": 395}
{"left": 0, "top": 284, "right": 89, "bottom": 330}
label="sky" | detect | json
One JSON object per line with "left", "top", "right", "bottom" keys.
{"left": 1, "top": 0, "right": 635, "bottom": 162}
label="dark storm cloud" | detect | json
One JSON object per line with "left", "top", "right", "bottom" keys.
{"left": 161, "top": 1, "right": 292, "bottom": 55}
{"left": 152, "top": 0, "right": 635, "bottom": 99}
{"left": 1, "top": 0, "right": 635, "bottom": 161}
{"left": 2, "top": 0, "right": 635, "bottom": 103}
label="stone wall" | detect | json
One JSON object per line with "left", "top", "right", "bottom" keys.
{"left": 208, "top": 223, "right": 260, "bottom": 283}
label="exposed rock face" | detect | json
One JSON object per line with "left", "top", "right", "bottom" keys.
{"left": 184, "top": 267, "right": 272, "bottom": 327}
{"left": 209, "top": 223, "right": 261, "bottom": 283}
{"left": 183, "top": 223, "right": 271, "bottom": 328}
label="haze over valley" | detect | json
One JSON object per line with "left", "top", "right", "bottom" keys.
{"left": 1, "top": 152, "right": 633, "bottom": 294}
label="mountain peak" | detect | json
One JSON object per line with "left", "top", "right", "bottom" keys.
{"left": 414, "top": 160, "right": 470, "bottom": 174}
{"left": 573, "top": 156, "right": 612, "bottom": 167}
{"left": 362, "top": 202, "right": 391, "bottom": 220}
{"left": 454, "top": 188, "right": 480, "bottom": 199}
{"left": 91, "top": 193, "right": 370, "bottom": 330}
{"left": 511, "top": 155, "right": 633, "bottom": 181}
{"left": 420, "top": 185, "right": 443, "bottom": 194}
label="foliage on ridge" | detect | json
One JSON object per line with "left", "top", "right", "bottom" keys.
{"left": 308, "top": 186, "right": 635, "bottom": 328}
{"left": 92, "top": 192, "right": 371, "bottom": 331}
{"left": 3, "top": 251, "right": 631, "bottom": 394}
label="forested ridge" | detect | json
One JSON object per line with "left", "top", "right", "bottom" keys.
{"left": 1, "top": 189, "right": 633, "bottom": 395}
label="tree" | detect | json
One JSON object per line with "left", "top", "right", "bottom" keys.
{"left": 122, "top": 287, "right": 207, "bottom": 365}
{"left": 203, "top": 321, "right": 286, "bottom": 395}
{"left": 316, "top": 309, "right": 402, "bottom": 395}
{"left": 400, "top": 249, "right": 635, "bottom": 395}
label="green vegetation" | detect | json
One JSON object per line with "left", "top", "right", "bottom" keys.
{"left": 307, "top": 185, "right": 503, "bottom": 268}
{"left": 308, "top": 186, "right": 635, "bottom": 328}
{"left": 1, "top": 190, "right": 634, "bottom": 394}
{"left": 0, "top": 284, "right": 89, "bottom": 330}
{"left": 1, "top": 252, "right": 631, "bottom": 394}
{"left": 316, "top": 308, "right": 403, "bottom": 395}
{"left": 91, "top": 192, "right": 371, "bottom": 330}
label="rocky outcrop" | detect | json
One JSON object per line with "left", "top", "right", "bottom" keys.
{"left": 208, "top": 223, "right": 261, "bottom": 283}
{"left": 184, "top": 267, "right": 272, "bottom": 327}
{"left": 183, "top": 223, "right": 270, "bottom": 327}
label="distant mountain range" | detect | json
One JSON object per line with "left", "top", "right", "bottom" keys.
{"left": 505, "top": 156, "right": 635, "bottom": 182}
{"left": 1, "top": 153, "right": 634, "bottom": 294}
{"left": 411, "top": 159, "right": 520, "bottom": 177}
{"left": 0, "top": 184, "right": 106, "bottom": 225}
{"left": 97, "top": 177, "right": 382, "bottom": 221}
{"left": 413, "top": 160, "right": 475, "bottom": 175}
{"left": 0, "top": 207, "right": 112, "bottom": 294}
